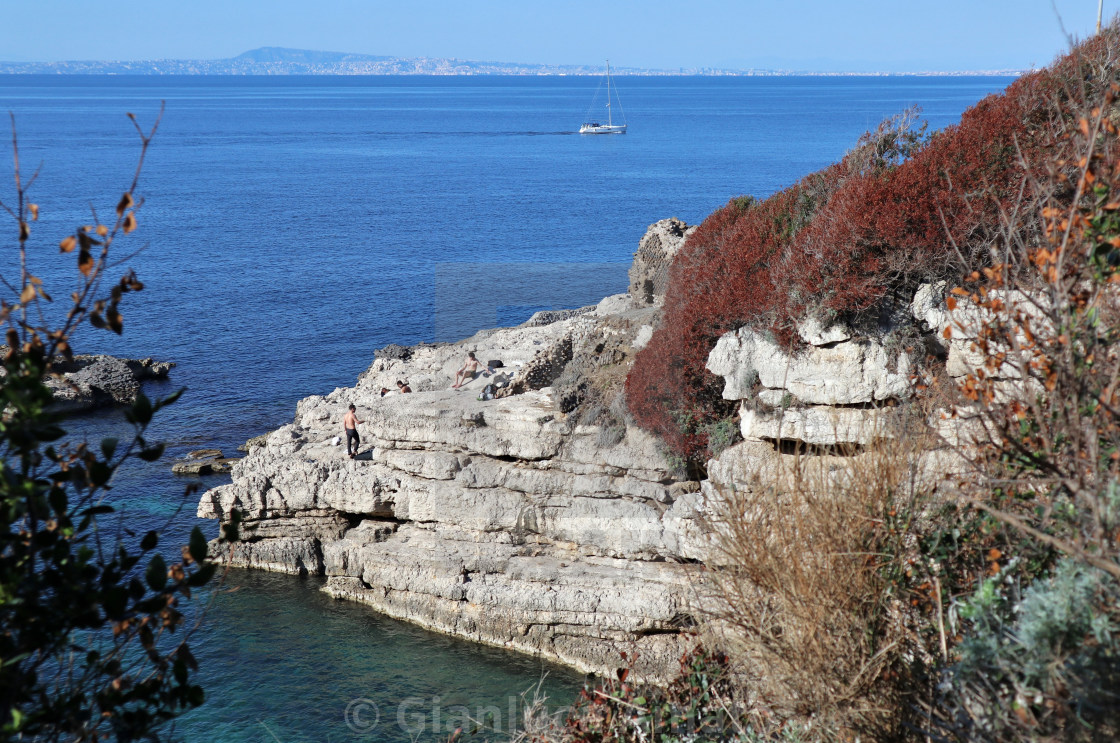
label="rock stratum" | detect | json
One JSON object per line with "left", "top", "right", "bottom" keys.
{"left": 198, "top": 219, "right": 970, "bottom": 680}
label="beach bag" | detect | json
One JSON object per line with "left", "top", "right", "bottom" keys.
{"left": 477, "top": 384, "right": 495, "bottom": 401}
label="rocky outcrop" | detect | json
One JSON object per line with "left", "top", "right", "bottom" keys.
{"left": 705, "top": 316, "right": 914, "bottom": 449}
{"left": 200, "top": 340, "right": 706, "bottom": 676}
{"left": 199, "top": 222, "right": 711, "bottom": 680}
{"left": 36, "top": 353, "right": 174, "bottom": 414}
{"left": 196, "top": 201, "right": 1011, "bottom": 682}
{"left": 172, "top": 449, "right": 239, "bottom": 476}
{"left": 706, "top": 320, "right": 913, "bottom": 407}
{"left": 628, "top": 218, "right": 696, "bottom": 307}
{"left": 702, "top": 283, "right": 981, "bottom": 504}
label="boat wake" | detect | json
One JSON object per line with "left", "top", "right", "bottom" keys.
{"left": 367, "top": 130, "right": 579, "bottom": 137}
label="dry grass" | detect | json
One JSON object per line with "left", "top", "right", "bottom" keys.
{"left": 701, "top": 412, "right": 939, "bottom": 741}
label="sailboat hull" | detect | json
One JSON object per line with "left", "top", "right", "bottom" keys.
{"left": 579, "top": 123, "right": 627, "bottom": 134}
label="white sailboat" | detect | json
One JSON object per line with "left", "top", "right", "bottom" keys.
{"left": 580, "top": 60, "right": 627, "bottom": 134}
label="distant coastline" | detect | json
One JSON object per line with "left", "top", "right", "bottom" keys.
{"left": 0, "top": 46, "right": 1025, "bottom": 77}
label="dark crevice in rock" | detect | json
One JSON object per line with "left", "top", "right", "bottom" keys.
{"left": 763, "top": 437, "right": 867, "bottom": 457}
{"left": 339, "top": 512, "right": 406, "bottom": 528}
{"left": 767, "top": 397, "right": 900, "bottom": 411}
{"left": 633, "top": 626, "right": 689, "bottom": 638}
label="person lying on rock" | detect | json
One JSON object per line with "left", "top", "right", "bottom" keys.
{"left": 343, "top": 403, "right": 363, "bottom": 459}
{"left": 396, "top": 380, "right": 412, "bottom": 393}
{"left": 451, "top": 351, "right": 489, "bottom": 389}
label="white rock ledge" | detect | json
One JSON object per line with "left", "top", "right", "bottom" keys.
{"left": 706, "top": 326, "right": 912, "bottom": 406}
{"left": 199, "top": 220, "right": 713, "bottom": 681}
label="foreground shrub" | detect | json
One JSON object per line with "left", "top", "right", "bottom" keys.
{"left": 516, "top": 647, "right": 796, "bottom": 743}
{"left": 936, "top": 560, "right": 1119, "bottom": 740}
{"left": 0, "top": 113, "right": 237, "bottom": 740}
{"left": 701, "top": 417, "right": 936, "bottom": 741}
{"left": 926, "top": 43, "right": 1120, "bottom": 739}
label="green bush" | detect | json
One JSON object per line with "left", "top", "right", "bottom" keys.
{"left": 938, "top": 559, "right": 1119, "bottom": 740}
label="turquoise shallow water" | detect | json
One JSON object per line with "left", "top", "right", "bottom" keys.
{"left": 0, "top": 74, "right": 1017, "bottom": 740}
{"left": 175, "top": 571, "right": 583, "bottom": 743}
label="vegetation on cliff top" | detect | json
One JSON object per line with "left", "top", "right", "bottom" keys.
{"left": 626, "top": 27, "right": 1120, "bottom": 462}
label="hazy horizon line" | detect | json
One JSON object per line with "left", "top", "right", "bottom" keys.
{"left": 0, "top": 46, "right": 1029, "bottom": 77}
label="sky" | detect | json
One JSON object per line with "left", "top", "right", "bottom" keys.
{"left": 0, "top": 0, "right": 1111, "bottom": 72}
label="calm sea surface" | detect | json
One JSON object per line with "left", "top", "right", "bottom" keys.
{"left": 0, "top": 74, "right": 1014, "bottom": 741}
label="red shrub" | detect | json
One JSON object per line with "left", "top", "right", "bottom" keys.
{"left": 627, "top": 32, "right": 1118, "bottom": 461}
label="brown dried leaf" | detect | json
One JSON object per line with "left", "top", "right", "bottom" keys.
{"left": 78, "top": 249, "right": 94, "bottom": 277}
{"left": 106, "top": 308, "right": 122, "bottom": 334}
{"left": 123, "top": 214, "right": 137, "bottom": 234}
{"left": 19, "top": 285, "right": 35, "bottom": 304}
{"left": 116, "top": 192, "right": 134, "bottom": 217}
{"left": 28, "top": 204, "right": 38, "bottom": 221}
{"left": 60, "top": 236, "right": 76, "bottom": 253}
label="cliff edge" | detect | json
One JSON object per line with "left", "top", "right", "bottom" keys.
{"left": 198, "top": 219, "right": 707, "bottom": 679}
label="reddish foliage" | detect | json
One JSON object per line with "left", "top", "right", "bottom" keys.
{"left": 626, "top": 36, "right": 1112, "bottom": 460}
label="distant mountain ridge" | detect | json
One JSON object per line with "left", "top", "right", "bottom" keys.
{"left": 230, "top": 47, "right": 394, "bottom": 65}
{"left": 0, "top": 47, "right": 1024, "bottom": 76}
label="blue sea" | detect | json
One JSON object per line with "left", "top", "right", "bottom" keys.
{"left": 0, "top": 74, "right": 1014, "bottom": 741}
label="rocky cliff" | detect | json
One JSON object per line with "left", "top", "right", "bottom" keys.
{"left": 198, "top": 219, "right": 968, "bottom": 680}
{"left": 199, "top": 220, "right": 711, "bottom": 679}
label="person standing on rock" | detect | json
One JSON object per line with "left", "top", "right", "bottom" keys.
{"left": 343, "top": 404, "right": 363, "bottom": 458}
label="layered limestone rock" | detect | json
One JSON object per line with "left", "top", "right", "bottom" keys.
{"left": 199, "top": 220, "right": 708, "bottom": 680}
{"left": 706, "top": 322, "right": 913, "bottom": 407}
{"left": 703, "top": 284, "right": 980, "bottom": 505}
{"left": 705, "top": 316, "right": 913, "bottom": 449}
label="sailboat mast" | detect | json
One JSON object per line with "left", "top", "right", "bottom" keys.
{"left": 606, "top": 60, "right": 612, "bottom": 127}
